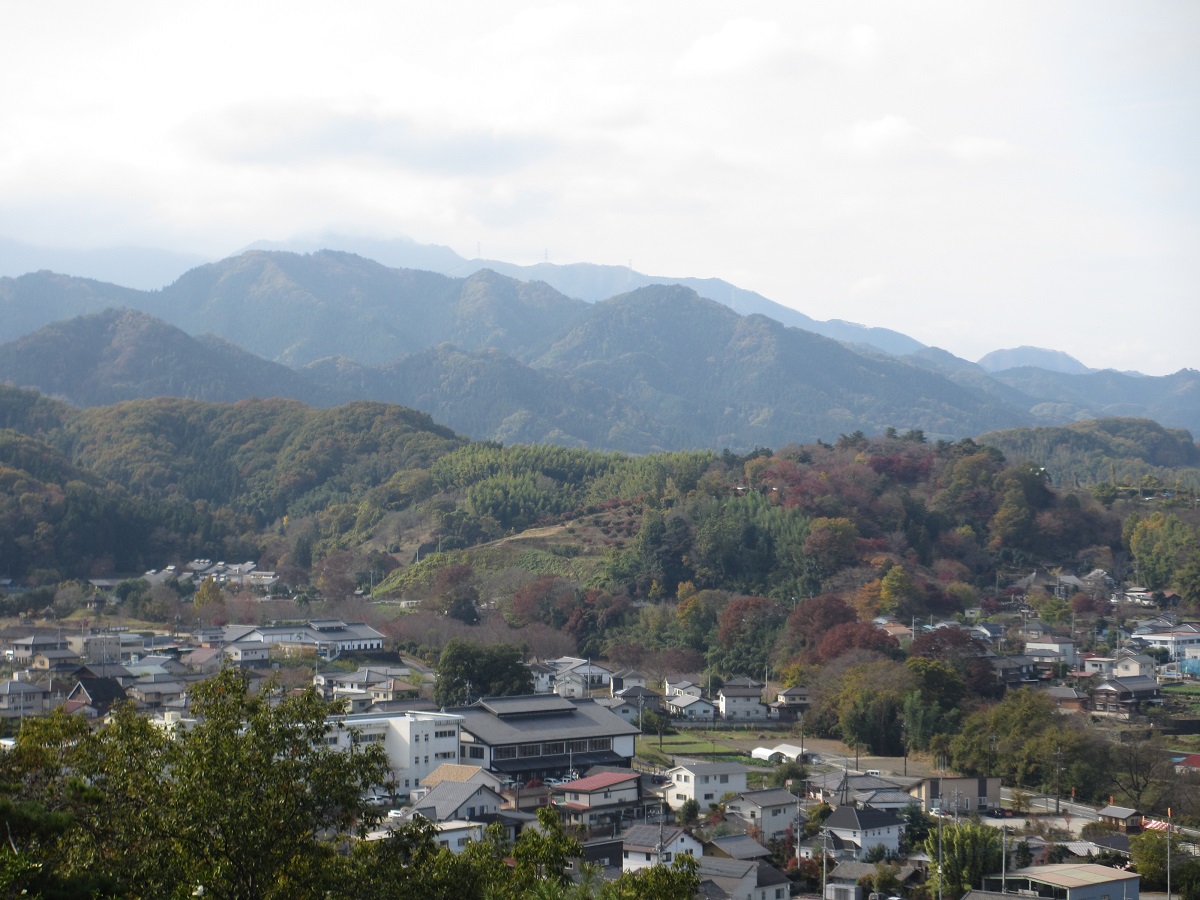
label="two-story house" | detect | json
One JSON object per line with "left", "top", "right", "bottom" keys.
{"left": 724, "top": 788, "right": 801, "bottom": 841}
{"left": 551, "top": 770, "right": 648, "bottom": 832}
{"left": 620, "top": 823, "right": 702, "bottom": 873}
{"left": 824, "top": 805, "right": 902, "bottom": 861}
{"left": 664, "top": 762, "right": 749, "bottom": 810}
{"left": 718, "top": 677, "right": 767, "bottom": 720}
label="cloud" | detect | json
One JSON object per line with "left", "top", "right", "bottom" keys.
{"left": 674, "top": 18, "right": 791, "bottom": 76}
{"left": 945, "top": 136, "right": 1024, "bottom": 163}
{"left": 849, "top": 274, "right": 887, "bottom": 295}
{"left": 182, "top": 103, "right": 555, "bottom": 177}
{"left": 824, "top": 115, "right": 920, "bottom": 159}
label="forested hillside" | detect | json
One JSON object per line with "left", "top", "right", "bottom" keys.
{"left": 981, "top": 418, "right": 1200, "bottom": 490}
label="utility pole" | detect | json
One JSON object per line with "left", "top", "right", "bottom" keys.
{"left": 937, "top": 807, "right": 944, "bottom": 900}
{"left": 1001, "top": 823, "right": 1007, "bottom": 894}
{"left": 1053, "top": 748, "right": 1063, "bottom": 815}
{"left": 1168, "top": 807, "right": 1173, "bottom": 900}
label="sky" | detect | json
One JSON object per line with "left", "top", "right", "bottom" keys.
{"left": 2, "top": 2, "right": 1198, "bottom": 375}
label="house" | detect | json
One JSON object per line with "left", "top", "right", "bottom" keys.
{"left": 853, "top": 789, "right": 920, "bottom": 812}
{"left": 824, "top": 806, "right": 903, "bottom": 861}
{"left": 664, "top": 762, "right": 749, "bottom": 810}
{"left": 528, "top": 661, "right": 555, "bottom": 693}
{"left": 223, "top": 644, "right": 270, "bottom": 667}
{"left": 66, "top": 633, "right": 122, "bottom": 664}
{"left": 610, "top": 669, "right": 647, "bottom": 695}
{"left": 451, "top": 694, "right": 640, "bottom": 785}
{"left": 30, "top": 648, "right": 82, "bottom": 673}
{"left": 988, "top": 654, "right": 1039, "bottom": 690}
{"left": 1091, "top": 676, "right": 1160, "bottom": 717}
{"left": 666, "top": 693, "right": 717, "bottom": 720}
{"left": 550, "top": 770, "right": 648, "bottom": 832}
{"left": 980, "top": 863, "right": 1139, "bottom": 900}
{"left": 1096, "top": 804, "right": 1142, "bottom": 834}
{"left": 705, "top": 833, "right": 772, "bottom": 862}
{"left": 1113, "top": 652, "right": 1157, "bottom": 679}
{"left": 695, "top": 857, "right": 792, "bottom": 900}
{"left": 663, "top": 674, "right": 705, "bottom": 698}
{"left": 7, "top": 634, "right": 68, "bottom": 664}
{"left": 620, "top": 823, "right": 702, "bottom": 872}
{"left": 127, "top": 679, "right": 188, "bottom": 709}
{"left": 908, "top": 776, "right": 1001, "bottom": 815}
{"left": 408, "top": 781, "right": 505, "bottom": 823}
{"left": 546, "top": 657, "right": 612, "bottom": 696}
{"left": 0, "top": 679, "right": 50, "bottom": 718}
{"left": 65, "top": 676, "right": 128, "bottom": 716}
{"left": 718, "top": 677, "right": 767, "bottom": 720}
{"left": 1026, "top": 638, "right": 1077, "bottom": 668}
{"left": 770, "top": 685, "right": 811, "bottom": 721}
{"left": 810, "top": 772, "right": 900, "bottom": 805}
{"left": 1042, "top": 685, "right": 1089, "bottom": 712}
{"left": 417, "top": 763, "right": 505, "bottom": 795}
{"left": 724, "top": 788, "right": 801, "bottom": 841}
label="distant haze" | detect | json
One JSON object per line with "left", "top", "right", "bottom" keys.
{"left": 1, "top": 3, "right": 1197, "bottom": 375}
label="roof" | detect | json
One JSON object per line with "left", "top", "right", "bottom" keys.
{"left": 707, "top": 833, "right": 771, "bottom": 860}
{"left": 667, "top": 694, "right": 713, "bottom": 708}
{"left": 730, "top": 788, "right": 799, "bottom": 808}
{"left": 622, "top": 823, "right": 686, "bottom": 851}
{"left": 1097, "top": 805, "right": 1138, "bottom": 819}
{"left": 450, "top": 696, "right": 640, "bottom": 746}
{"left": 420, "top": 764, "right": 499, "bottom": 789}
{"left": 555, "top": 771, "right": 639, "bottom": 793}
{"left": 1006, "top": 864, "right": 1139, "bottom": 888}
{"left": 826, "top": 805, "right": 903, "bottom": 830}
{"left": 409, "top": 782, "right": 502, "bottom": 822}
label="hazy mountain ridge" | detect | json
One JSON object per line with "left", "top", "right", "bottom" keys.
{"left": 1, "top": 249, "right": 1197, "bottom": 448}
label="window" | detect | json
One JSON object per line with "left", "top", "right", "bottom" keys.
{"left": 543, "top": 741, "right": 565, "bottom": 755}
{"left": 518, "top": 744, "right": 541, "bottom": 758}
{"left": 676, "top": 793, "right": 686, "bottom": 801}
{"left": 589, "top": 737, "right": 612, "bottom": 751}
{"left": 493, "top": 747, "right": 517, "bottom": 760}
{"left": 469, "top": 746, "right": 484, "bottom": 759}
{"left": 435, "top": 729, "right": 456, "bottom": 738}
{"left": 719, "top": 774, "right": 729, "bottom": 784}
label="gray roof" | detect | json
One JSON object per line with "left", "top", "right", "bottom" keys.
{"left": 410, "top": 782, "right": 502, "bottom": 822}
{"left": 826, "top": 805, "right": 903, "bottom": 830}
{"left": 451, "top": 696, "right": 640, "bottom": 747}
{"left": 708, "top": 833, "right": 771, "bottom": 860}
{"left": 622, "top": 823, "right": 685, "bottom": 851}
{"left": 730, "top": 788, "right": 799, "bottom": 808}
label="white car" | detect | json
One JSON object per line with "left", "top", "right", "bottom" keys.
{"left": 387, "top": 809, "right": 405, "bottom": 820}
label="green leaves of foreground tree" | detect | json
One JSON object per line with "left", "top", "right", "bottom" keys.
{"left": 0, "top": 670, "right": 696, "bottom": 899}
{"left": 924, "top": 821, "right": 1002, "bottom": 900}
{"left": 0, "top": 669, "right": 389, "bottom": 899}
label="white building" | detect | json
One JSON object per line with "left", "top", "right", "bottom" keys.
{"left": 824, "top": 806, "right": 902, "bottom": 861}
{"left": 664, "top": 762, "right": 749, "bottom": 810}
{"left": 328, "top": 710, "right": 463, "bottom": 797}
{"left": 621, "top": 823, "right": 702, "bottom": 872}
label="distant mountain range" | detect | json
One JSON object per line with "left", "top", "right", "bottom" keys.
{"left": 1, "top": 248, "right": 1197, "bottom": 451}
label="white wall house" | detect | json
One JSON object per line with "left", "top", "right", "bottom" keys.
{"left": 824, "top": 806, "right": 902, "bottom": 861}
{"left": 621, "top": 824, "right": 702, "bottom": 873}
{"left": 665, "top": 762, "right": 749, "bottom": 810}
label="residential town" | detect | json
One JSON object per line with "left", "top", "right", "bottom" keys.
{"left": 1, "top": 560, "right": 1197, "bottom": 898}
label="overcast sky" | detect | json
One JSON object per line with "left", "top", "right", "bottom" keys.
{"left": 2, "top": 2, "right": 1197, "bottom": 374}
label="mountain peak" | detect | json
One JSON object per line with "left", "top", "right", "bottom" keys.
{"left": 976, "top": 346, "right": 1093, "bottom": 375}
